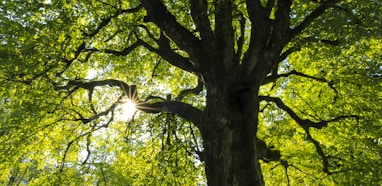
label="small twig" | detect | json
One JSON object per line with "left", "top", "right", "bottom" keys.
{"left": 82, "top": 133, "right": 92, "bottom": 165}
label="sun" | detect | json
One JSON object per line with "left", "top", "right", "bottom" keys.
{"left": 117, "top": 98, "right": 137, "bottom": 120}
{"left": 122, "top": 99, "right": 137, "bottom": 114}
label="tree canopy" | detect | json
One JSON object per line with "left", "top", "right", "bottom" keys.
{"left": 1, "top": 0, "right": 381, "bottom": 185}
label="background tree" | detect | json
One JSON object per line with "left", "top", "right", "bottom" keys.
{"left": 1, "top": 0, "right": 381, "bottom": 185}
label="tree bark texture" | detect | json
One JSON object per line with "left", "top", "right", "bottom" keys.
{"left": 139, "top": 0, "right": 338, "bottom": 185}
{"left": 199, "top": 86, "right": 264, "bottom": 186}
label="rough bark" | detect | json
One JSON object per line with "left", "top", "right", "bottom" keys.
{"left": 199, "top": 85, "right": 264, "bottom": 186}
{"left": 136, "top": 0, "right": 342, "bottom": 185}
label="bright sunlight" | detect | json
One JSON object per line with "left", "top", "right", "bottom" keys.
{"left": 116, "top": 98, "right": 137, "bottom": 121}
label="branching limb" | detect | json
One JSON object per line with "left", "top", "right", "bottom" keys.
{"left": 234, "top": 14, "right": 246, "bottom": 64}
{"left": 141, "top": 0, "right": 200, "bottom": 59}
{"left": 291, "top": 0, "right": 340, "bottom": 37}
{"left": 57, "top": 78, "right": 202, "bottom": 126}
{"left": 259, "top": 96, "right": 358, "bottom": 129}
{"left": 175, "top": 79, "right": 204, "bottom": 101}
{"left": 190, "top": 0, "right": 214, "bottom": 40}
{"left": 189, "top": 122, "right": 203, "bottom": 161}
{"left": 59, "top": 79, "right": 136, "bottom": 98}
{"left": 59, "top": 123, "right": 111, "bottom": 172}
{"left": 56, "top": 2, "right": 143, "bottom": 77}
{"left": 141, "top": 33, "right": 196, "bottom": 73}
{"left": 263, "top": 70, "right": 338, "bottom": 96}
{"left": 304, "top": 127, "right": 332, "bottom": 174}
{"left": 136, "top": 101, "right": 202, "bottom": 127}
{"left": 76, "top": 101, "right": 118, "bottom": 124}
{"left": 257, "top": 138, "right": 281, "bottom": 162}
{"left": 270, "top": 0, "right": 292, "bottom": 50}
{"left": 82, "top": 4, "right": 143, "bottom": 37}
{"left": 214, "top": 0, "right": 235, "bottom": 70}
{"left": 260, "top": 95, "right": 359, "bottom": 174}
{"left": 245, "top": 0, "right": 266, "bottom": 23}
{"left": 91, "top": 40, "right": 144, "bottom": 56}
{"left": 57, "top": 42, "right": 86, "bottom": 76}
{"left": 55, "top": 79, "right": 137, "bottom": 124}
{"left": 82, "top": 133, "right": 92, "bottom": 165}
{"left": 87, "top": 29, "right": 196, "bottom": 74}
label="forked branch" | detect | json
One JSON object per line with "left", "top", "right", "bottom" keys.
{"left": 175, "top": 79, "right": 204, "bottom": 101}
{"left": 260, "top": 95, "right": 359, "bottom": 174}
{"left": 141, "top": 34, "right": 196, "bottom": 73}
{"left": 264, "top": 70, "right": 338, "bottom": 95}
{"left": 82, "top": 4, "right": 143, "bottom": 37}
{"left": 259, "top": 96, "right": 358, "bottom": 129}
{"left": 56, "top": 79, "right": 202, "bottom": 126}
{"left": 141, "top": 0, "right": 200, "bottom": 59}
{"left": 190, "top": 0, "right": 214, "bottom": 40}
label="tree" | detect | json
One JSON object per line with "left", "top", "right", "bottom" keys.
{"left": 1, "top": 0, "right": 381, "bottom": 185}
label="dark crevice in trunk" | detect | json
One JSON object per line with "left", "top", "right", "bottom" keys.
{"left": 200, "top": 86, "right": 264, "bottom": 186}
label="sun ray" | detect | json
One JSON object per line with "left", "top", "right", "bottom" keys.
{"left": 116, "top": 98, "right": 137, "bottom": 120}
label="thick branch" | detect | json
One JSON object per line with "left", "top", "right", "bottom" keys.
{"left": 257, "top": 138, "right": 281, "bottom": 162}
{"left": 265, "top": 0, "right": 276, "bottom": 15}
{"left": 215, "top": 0, "right": 235, "bottom": 71}
{"left": 245, "top": 0, "right": 265, "bottom": 23}
{"left": 279, "top": 47, "right": 299, "bottom": 62}
{"left": 242, "top": 1, "right": 272, "bottom": 76}
{"left": 58, "top": 78, "right": 202, "bottom": 127}
{"left": 141, "top": 0, "right": 200, "bottom": 59}
{"left": 136, "top": 101, "right": 202, "bottom": 127}
{"left": 234, "top": 14, "right": 246, "bottom": 64}
{"left": 142, "top": 34, "right": 196, "bottom": 73}
{"left": 190, "top": 0, "right": 214, "bottom": 40}
{"left": 269, "top": 0, "right": 292, "bottom": 51}
{"left": 304, "top": 128, "right": 331, "bottom": 174}
{"left": 61, "top": 79, "right": 136, "bottom": 97}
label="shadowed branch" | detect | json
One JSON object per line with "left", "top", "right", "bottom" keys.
{"left": 82, "top": 4, "right": 143, "bottom": 37}
{"left": 141, "top": 0, "right": 200, "bottom": 60}
{"left": 264, "top": 70, "right": 338, "bottom": 96}
{"left": 190, "top": 0, "right": 213, "bottom": 40}
{"left": 292, "top": 0, "right": 340, "bottom": 37}
{"left": 56, "top": 79, "right": 202, "bottom": 126}
{"left": 175, "top": 79, "right": 204, "bottom": 101}
{"left": 136, "top": 101, "right": 202, "bottom": 127}
{"left": 260, "top": 95, "right": 359, "bottom": 174}
{"left": 141, "top": 34, "right": 196, "bottom": 73}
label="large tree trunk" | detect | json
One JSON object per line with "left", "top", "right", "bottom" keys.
{"left": 200, "top": 85, "right": 264, "bottom": 186}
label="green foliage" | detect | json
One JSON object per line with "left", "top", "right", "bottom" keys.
{"left": 1, "top": 0, "right": 381, "bottom": 185}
